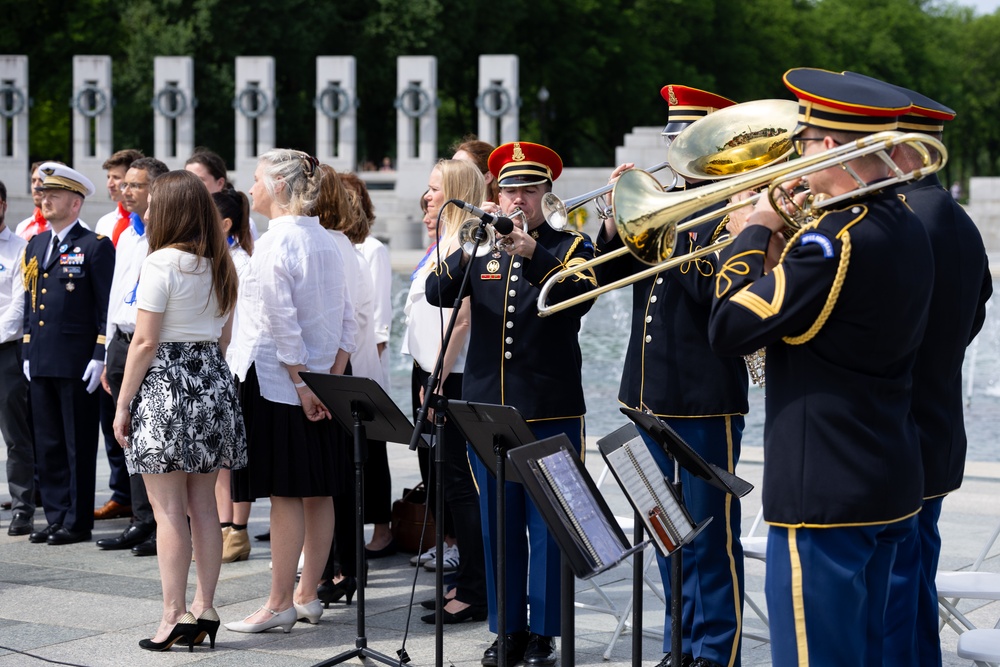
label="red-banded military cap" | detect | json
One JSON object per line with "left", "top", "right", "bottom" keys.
{"left": 35, "top": 162, "right": 96, "bottom": 198}
{"left": 842, "top": 71, "right": 955, "bottom": 133}
{"left": 488, "top": 141, "right": 563, "bottom": 187}
{"left": 660, "top": 85, "right": 736, "bottom": 137}
{"left": 783, "top": 68, "right": 911, "bottom": 135}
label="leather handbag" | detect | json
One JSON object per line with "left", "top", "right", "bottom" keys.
{"left": 390, "top": 483, "right": 436, "bottom": 553}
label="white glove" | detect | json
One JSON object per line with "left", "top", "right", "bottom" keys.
{"left": 23, "top": 360, "right": 30, "bottom": 382}
{"left": 82, "top": 360, "right": 104, "bottom": 394}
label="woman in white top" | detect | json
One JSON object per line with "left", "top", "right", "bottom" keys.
{"left": 403, "top": 159, "right": 489, "bottom": 623}
{"left": 210, "top": 189, "right": 255, "bottom": 564}
{"left": 112, "top": 170, "right": 246, "bottom": 652}
{"left": 339, "top": 172, "right": 395, "bottom": 560}
{"left": 225, "top": 149, "right": 356, "bottom": 634}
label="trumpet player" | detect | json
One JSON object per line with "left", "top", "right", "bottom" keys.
{"left": 596, "top": 85, "right": 749, "bottom": 667}
{"left": 426, "top": 141, "right": 596, "bottom": 667}
{"left": 843, "top": 76, "right": 993, "bottom": 667}
{"left": 709, "top": 68, "right": 935, "bottom": 665}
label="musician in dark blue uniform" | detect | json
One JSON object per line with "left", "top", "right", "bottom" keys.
{"left": 708, "top": 69, "right": 934, "bottom": 665}
{"left": 22, "top": 163, "right": 114, "bottom": 545}
{"left": 425, "top": 142, "right": 597, "bottom": 667}
{"left": 848, "top": 78, "right": 993, "bottom": 667}
{"left": 596, "top": 85, "right": 749, "bottom": 667}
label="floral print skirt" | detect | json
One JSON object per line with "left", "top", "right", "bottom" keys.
{"left": 126, "top": 341, "right": 248, "bottom": 475}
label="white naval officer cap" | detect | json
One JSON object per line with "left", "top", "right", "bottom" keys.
{"left": 35, "top": 162, "right": 96, "bottom": 198}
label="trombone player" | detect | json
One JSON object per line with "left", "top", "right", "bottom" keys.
{"left": 708, "top": 68, "right": 934, "bottom": 665}
{"left": 596, "top": 84, "right": 749, "bottom": 667}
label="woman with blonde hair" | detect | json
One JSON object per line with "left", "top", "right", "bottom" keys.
{"left": 113, "top": 170, "right": 246, "bottom": 651}
{"left": 226, "top": 149, "right": 356, "bottom": 633}
{"left": 403, "top": 159, "right": 489, "bottom": 623}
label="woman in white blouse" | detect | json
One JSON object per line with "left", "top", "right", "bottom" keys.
{"left": 403, "top": 159, "right": 489, "bottom": 623}
{"left": 225, "top": 149, "right": 356, "bottom": 633}
{"left": 112, "top": 170, "right": 246, "bottom": 651}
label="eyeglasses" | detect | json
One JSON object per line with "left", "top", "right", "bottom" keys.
{"left": 120, "top": 182, "right": 149, "bottom": 191}
{"left": 793, "top": 137, "right": 825, "bottom": 156}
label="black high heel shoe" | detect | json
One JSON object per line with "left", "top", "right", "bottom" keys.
{"left": 189, "top": 608, "right": 220, "bottom": 648}
{"left": 317, "top": 576, "right": 357, "bottom": 608}
{"left": 139, "top": 613, "right": 199, "bottom": 652}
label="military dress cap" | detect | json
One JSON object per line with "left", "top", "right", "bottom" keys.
{"left": 488, "top": 141, "right": 563, "bottom": 187}
{"left": 660, "top": 84, "right": 737, "bottom": 137}
{"left": 35, "top": 162, "right": 96, "bottom": 198}
{"left": 783, "top": 67, "right": 911, "bottom": 135}
{"left": 842, "top": 71, "right": 955, "bottom": 133}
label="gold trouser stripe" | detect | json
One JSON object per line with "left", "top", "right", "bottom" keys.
{"left": 788, "top": 527, "right": 809, "bottom": 666}
{"left": 723, "top": 415, "right": 741, "bottom": 667}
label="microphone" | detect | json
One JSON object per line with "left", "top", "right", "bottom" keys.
{"left": 451, "top": 200, "right": 515, "bottom": 235}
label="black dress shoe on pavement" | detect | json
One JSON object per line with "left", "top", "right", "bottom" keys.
{"left": 656, "top": 653, "right": 694, "bottom": 667}
{"left": 421, "top": 603, "right": 487, "bottom": 624}
{"left": 96, "top": 523, "right": 152, "bottom": 550}
{"left": 523, "top": 633, "right": 557, "bottom": 666}
{"left": 255, "top": 531, "right": 270, "bottom": 541}
{"left": 47, "top": 527, "right": 92, "bottom": 545}
{"left": 132, "top": 534, "right": 157, "bottom": 556}
{"left": 7, "top": 511, "right": 34, "bottom": 536}
{"left": 690, "top": 659, "right": 723, "bottom": 667}
{"left": 29, "top": 524, "right": 61, "bottom": 544}
{"left": 482, "top": 630, "right": 529, "bottom": 667}
{"left": 364, "top": 539, "right": 398, "bottom": 559}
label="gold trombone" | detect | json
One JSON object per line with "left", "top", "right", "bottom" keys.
{"left": 536, "top": 129, "right": 947, "bottom": 316}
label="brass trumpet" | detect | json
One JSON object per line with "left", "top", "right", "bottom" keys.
{"left": 536, "top": 130, "right": 947, "bottom": 316}
{"left": 541, "top": 161, "right": 679, "bottom": 230}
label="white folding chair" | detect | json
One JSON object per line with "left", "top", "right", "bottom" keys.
{"left": 957, "top": 628, "right": 1000, "bottom": 667}
{"left": 741, "top": 505, "right": 770, "bottom": 643}
{"left": 938, "top": 516, "right": 1000, "bottom": 634}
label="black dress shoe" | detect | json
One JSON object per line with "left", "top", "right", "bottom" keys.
{"left": 7, "top": 511, "right": 34, "bottom": 536}
{"left": 656, "top": 652, "right": 694, "bottom": 667}
{"left": 96, "top": 523, "right": 152, "bottom": 550}
{"left": 364, "top": 539, "right": 398, "bottom": 559}
{"left": 690, "top": 658, "right": 723, "bottom": 667}
{"left": 482, "top": 630, "right": 529, "bottom": 667}
{"left": 523, "top": 633, "right": 557, "bottom": 666}
{"left": 132, "top": 533, "right": 157, "bottom": 556}
{"left": 29, "top": 524, "right": 61, "bottom": 544}
{"left": 255, "top": 531, "right": 270, "bottom": 541}
{"left": 47, "top": 527, "right": 92, "bottom": 545}
{"left": 421, "top": 603, "right": 487, "bottom": 624}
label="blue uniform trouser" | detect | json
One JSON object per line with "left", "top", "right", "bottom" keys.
{"left": 644, "top": 415, "right": 744, "bottom": 667}
{"left": 883, "top": 497, "right": 944, "bottom": 666}
{"left": 472, "top": 416, "right": 584, "bottom": 637}
{"left": 767, "top": 516, "right": 916, "bottom": 667}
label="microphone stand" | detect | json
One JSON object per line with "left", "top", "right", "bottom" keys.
{"left": 407, "top": 215, "right": 490, "bottom": 667}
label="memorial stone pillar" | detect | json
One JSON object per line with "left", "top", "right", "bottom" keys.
{"left": 152, "top": 56, "right": 195, "bottom": 170}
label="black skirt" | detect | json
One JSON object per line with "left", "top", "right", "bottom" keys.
{"left": 231, "top": 364, "right": 350, "bottom": 501}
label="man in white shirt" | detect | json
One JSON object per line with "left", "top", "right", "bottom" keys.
{"left": 15, "top": 162, "right": 48, "bottom": 240}
{"left": 91, "top": 148, "right": 144, "bottom": 524}
{"left": 0, "top": 180, "right": 35, "bottom": 536}
{"left": 95, "top": 157, "right": 169, "bottom": 556}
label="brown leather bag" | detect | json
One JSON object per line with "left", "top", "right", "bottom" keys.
{"left": 390, "top": 483, "right": 436, "bottom": 553}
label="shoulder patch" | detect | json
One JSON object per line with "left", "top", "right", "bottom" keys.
{"left": 799, "top": 232, "right": 835, "bottom": 258}
{"left": 96, "top": 234, "right": 106, "bottom": 240}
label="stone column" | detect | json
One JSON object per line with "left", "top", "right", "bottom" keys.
{"left": 315, "top": 56, "right": 357, "bottom": 173}
{"left": 0, "top": 55, "right": 29, "bottom": 194}
{"left": 477, "top": 55, "right": 519, "bottom": 146}
{"left": 71, "top": 56, "right": 113, "bottom": 192}
{"left": 393, "top": 56, "right": 438, "bottom": 250}
{"left": 152, "top": 56, "right": 195, "bottom": 170}
{"left": 233, "top": 56, "right": 276, "bottom": 192}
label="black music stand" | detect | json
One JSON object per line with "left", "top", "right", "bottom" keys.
{"left": 621, "top": 408, "right": 753, "bottom": 667}
{"left": 446, "top": 401, "right": 536, "bottom": 667}
{"left": 301, "top": 373, "right": 415, "bottom": 667}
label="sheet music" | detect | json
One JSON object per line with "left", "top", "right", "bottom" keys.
{"left": 536, "top": 449, "right": 626, "bottom": 570}
{"left": 604, "top": 434, "right": 696, "bottom": 556}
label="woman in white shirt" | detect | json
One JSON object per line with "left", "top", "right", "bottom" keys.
{"left": 225, "top": 149, "right": 356, "bottom": 634}
{"left": 210, "top": 189, "right": 254, "bottom": 564}
{"left": 403, "top": 159, "right": 489, "bottom": 623}
{"left": 112, "top": 170, "right": 246, "bottom": 651}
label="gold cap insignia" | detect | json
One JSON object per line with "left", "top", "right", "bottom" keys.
{"left": 487, "top": 259, "right": 500, "bottom": 273}
{"left": 41, "top": 167, "right": 55, "bottom": 176}
{"left": 512, "top": 143, "right": 525, "bottom": 161}
{"left": 668, "top": 85, "right": 678, "bottom": 106}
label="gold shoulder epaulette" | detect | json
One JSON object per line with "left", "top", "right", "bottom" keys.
{"left": 21, "top": 254, "right": 39, "bottom": 312}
